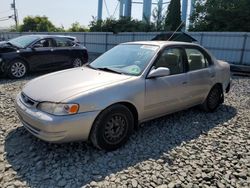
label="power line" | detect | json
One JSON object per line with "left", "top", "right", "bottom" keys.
{"left": 103, "top": 0, "right": 111, "bottom": 17}
{"left": 0, "top": 16, "right": 13, "bottom": 22}
{"left": 0, "top": 15, "right": 13, "bottom": 20}
{"left": 162, "top": 1, "right": 171, "bottom": 12}
{"left": 0, "top": 18, "right": 11, "bottom": 22}
{"left": 132, "top": 0, "right": 169, "bottom": 5}
{"left": 0, "top": 10, "right": 12, "bottom": 15}
{"left": 112, "top": 1, "right": 119, "bottom": 17}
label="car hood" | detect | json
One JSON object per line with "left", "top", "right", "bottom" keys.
{"left": 0, "top": 41, "right": 18, "bottom": 53}
{"left": 22, "top": 67, "right": 132, "bottom": 102}
{"left": 0, "top": 41, "right": 7, "bottom": 46}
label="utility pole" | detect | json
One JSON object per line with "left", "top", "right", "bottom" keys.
{"left": 143, "top": 0, "right": 152, "bottom": 23}
{"left": 97, "top": 0, "right": 103, "bottom": 20}
{"left": 181, "top": 0, "right": 188, "bottom": 31}
{"left": 11, "top": 0, "right": 18, "bottom": 31}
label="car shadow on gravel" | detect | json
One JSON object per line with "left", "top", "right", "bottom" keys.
{"left": 4, "top": 104, "right": 237, "bottom": 187}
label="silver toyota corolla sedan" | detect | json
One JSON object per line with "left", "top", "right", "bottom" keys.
{"left": 15, "top": 41, "right": 231, "bottom": 150}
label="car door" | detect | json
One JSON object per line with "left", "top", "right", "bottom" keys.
{"left": 26, "top": 38, "right": 56, "bottom": 71}
{"left": 184, "top": 47, "right": 215, "bottom": 105}
{"left": 144, "top": 47, "right": 190, "bottom": 119}
{"left": 52, "top": 37, "right": 73, "bottom": 68}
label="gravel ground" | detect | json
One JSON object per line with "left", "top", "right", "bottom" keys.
{"left": 0, "top": 74, "right": 249, "bottom": 188}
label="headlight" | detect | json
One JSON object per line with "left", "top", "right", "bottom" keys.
{"left": 37, "top": 102, "right": 79, "bottom": 115}
{"left": 0, "top": 58, "right": 2, "bottom": 62}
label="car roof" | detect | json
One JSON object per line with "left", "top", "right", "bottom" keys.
{"left": 123, "top": 41, "right": 200, "bottom": 48}
{"left": 24, "top": 34, "right": 76, "bottom": 40}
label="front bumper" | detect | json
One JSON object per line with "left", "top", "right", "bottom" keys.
{"left": 15, "top": 93, "right": 100, "bottom": 143}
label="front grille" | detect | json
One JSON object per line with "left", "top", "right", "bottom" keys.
{"left": 21, "top": 92, "right": 38, "bottom": 107}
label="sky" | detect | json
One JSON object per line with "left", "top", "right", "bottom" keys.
{"left": 0, "top": 0, "right": 190, "bottom": 29}
{"left": 0, "top": 0, "right": 146, "bottom": 29}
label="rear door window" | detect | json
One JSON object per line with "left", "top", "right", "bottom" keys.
{"left": 55, "top": 38, "right": 74, "bottom": 47}
{"left": 185, "top": 48, "right": 209, "bottom": 71}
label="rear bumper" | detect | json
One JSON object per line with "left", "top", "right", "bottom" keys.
{"left": 226, "top": 79, "right": 232, "bottom": 93}
{"left": 15, "top": 93, "right": 100, "bottom": 143}
{"left": 0, "top": 59, "right": 5, "bottom": 72}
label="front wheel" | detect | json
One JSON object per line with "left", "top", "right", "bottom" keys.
{"left": 201, "top": 85, "right": 223, "bottom": 112}
{"left": 8, "top": 60, "right": 27, "bottom": 79}
{"left": 90, "top": 104, "right": 134, "bottom": 151}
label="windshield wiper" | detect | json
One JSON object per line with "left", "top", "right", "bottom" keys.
{"left": 97, "top": 67, "right": 122, "bottom": 74}
{"left": 85, "top": 64, "right": 96, "bottom": 69}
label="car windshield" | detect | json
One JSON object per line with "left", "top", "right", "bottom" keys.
{"left": 90, "top": 44, "right": 159, "bottom": 76}
{"left": 8, "top": 35, "right": 40, "bottom": 48}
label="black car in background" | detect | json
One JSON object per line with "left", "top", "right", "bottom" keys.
{"left": 0, "top": 35, "right": 88, "bottom": 78}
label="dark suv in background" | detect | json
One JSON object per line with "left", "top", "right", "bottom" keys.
{"left": 0, "top": 35, "right": 88, "bottom": 78}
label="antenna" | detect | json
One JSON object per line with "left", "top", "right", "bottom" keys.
{"left": 167, "top": 21, "right": 184, "bottom": 41}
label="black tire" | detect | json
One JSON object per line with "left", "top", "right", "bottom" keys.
{"left": 201, "top": 85, "right": 223, "bottom": 112}
{"left": 90, "top": 104, "right": 134, "bottom": 151}
{"left": 72, "top": 57, "right": 83, "bottom": 68}
{"left": 8, "top": 59, "right": 27, "bottom": 79}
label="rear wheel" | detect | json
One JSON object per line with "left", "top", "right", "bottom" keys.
{"left": 72, "top": 58, "right": 83, "bottom": 67}
{"left": 8, "top": 59, "right": 27, "bottom": 79}
{"left": 201, "top": 85, "right": 223, "bottom": 112}
{"left": 90, "top": 104, "right": 134, "bottom": 151}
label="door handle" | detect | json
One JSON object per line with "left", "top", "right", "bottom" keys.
{"left": 182, "top": 81, "right": 188, "bottom": 84}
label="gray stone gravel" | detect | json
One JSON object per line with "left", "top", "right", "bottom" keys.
{"left": 0, "top": 74, "right": 249, "bottom": 188}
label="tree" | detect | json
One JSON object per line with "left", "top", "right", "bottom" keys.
{"left": 19, "top": 16, "right": 57, "bottom": 32}
{"left": 152, "top": 6, "right": 165, "bottom": 31}
{"left": 190, "top": 0, "right": 250, "bottom": 31}
{"left": 164, "top": 0, "right": 182, "bottom": 31}
{"left": 89, "top": 16, "right": 103, "bottom": 31}
{"left": 55, "top": 25, "right": 66, "bottom": 32}
{"left": 89, "top": 17, "right": 155, "bottom": 33}
{"left": 68, "top": 22, "right": 88, "bottom": 32}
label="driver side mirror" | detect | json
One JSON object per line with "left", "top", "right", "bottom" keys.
{"left": 148, "top": 67, "right": 170, "bottom": 78}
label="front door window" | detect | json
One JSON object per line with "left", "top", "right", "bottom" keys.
{"left": 154, "top": 48, "right": 184, "bottom": 75}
